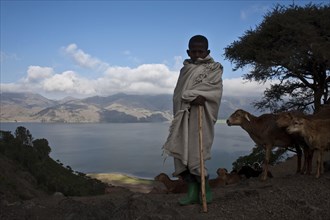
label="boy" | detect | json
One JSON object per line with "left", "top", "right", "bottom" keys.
{"left": 163, "top": 35, "right": 223, "bottom": 205}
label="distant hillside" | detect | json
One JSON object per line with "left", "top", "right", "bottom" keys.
{"left": 0, "top": 128, "right": 107, "bottom": 199}
{"left": 0, "top": 92, "right": 263, "bottom": 123}
{"left": 0, "top": 92, "right": 57, "bottom": 122}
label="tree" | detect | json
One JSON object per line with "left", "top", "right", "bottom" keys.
{"left": 0, "top": 130, "right": 15, "bottom": 154}
{"left": 14, "top": 126, "right": 33, "bottom": 146}
{"left": 224, "top": 3, "right": 330, "bottom": 113}
{"left": 33, "top": 138, "right": 51, "bottom": 158}
{"left": 0, "top": 130, "right": 14, "bottom": 143}
{"left": 232, "top": 146, "right": 288, "bottom": 171}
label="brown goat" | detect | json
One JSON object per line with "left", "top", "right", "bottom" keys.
{"left": 227, "top": 109, "right": 301, "bottom": 181}
{"left": 277, "top": 107, "right": 330, "bottom": 175}
{"left": 216, "top": 168, "right": 241, "bottom": 185}
{"left": 154, "top": 173, "right": 187, "bottom": 193}
{"left": 287, "top": 118, "right": 330, "bottom": 178}
{"left": 276, "top": 111, "right": 314, "bottom": 175}
{"left": 209, "top": 176, "right": 226, "bottom": 188}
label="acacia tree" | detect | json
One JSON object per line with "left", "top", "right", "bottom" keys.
{"left": 224, "top": 3, "right": 330, "bottom": 113}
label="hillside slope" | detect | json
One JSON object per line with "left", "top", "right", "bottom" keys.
{"left": 1, "top": 151, "right": 329, "bottom": 220}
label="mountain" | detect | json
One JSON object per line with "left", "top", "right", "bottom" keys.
{"left": 0, "top": 92, "right": 263, "bottom": 123}
{"left": 220, "top": 96, "right": 263, "bottom": 118}
{"left": 0, "top": 92, "right": 57, "bottom": 122}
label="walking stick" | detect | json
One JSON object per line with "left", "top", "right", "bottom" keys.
{"left": 198, "top": 105, "right": 208, "bottom": 213}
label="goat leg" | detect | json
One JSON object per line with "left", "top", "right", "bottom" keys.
{"left": 261, "top": 146, "right": 271, "bottom": 181}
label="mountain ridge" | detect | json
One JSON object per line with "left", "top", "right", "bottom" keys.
{"left": 0, "top": 92, "right": 263, "bottom": 123}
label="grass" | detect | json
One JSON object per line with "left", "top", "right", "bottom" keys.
{"left": 88, "top": 173, "right": 157, "bottom": 193}
{"left": 88, "top": 173, "right": 154, "bottom": 185}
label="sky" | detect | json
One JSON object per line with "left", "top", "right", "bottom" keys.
{"left": 1, "top": 0, "right": 327, "bottom": 100}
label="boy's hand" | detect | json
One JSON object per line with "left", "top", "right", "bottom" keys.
{"left": 191, "top": 95, "right": 206, "bottom": 106}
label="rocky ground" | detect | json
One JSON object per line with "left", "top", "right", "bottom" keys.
{"left": 1, "top": 153, "right": 330, "bottom": 220}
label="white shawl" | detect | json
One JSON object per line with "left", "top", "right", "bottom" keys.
{"left": 163, "top": 55, "right": 223, "bottom": 176}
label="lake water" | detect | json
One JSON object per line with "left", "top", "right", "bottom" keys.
{"left": 0, "top": 122, "right": 255, "bottom": 179}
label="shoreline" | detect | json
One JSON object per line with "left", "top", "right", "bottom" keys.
{"left": 87, "top": 172, "right": 163, "bottom": 193}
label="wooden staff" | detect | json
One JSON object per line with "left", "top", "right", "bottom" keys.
{"left": 198, "top": 105, "right": 207, "bottom": 213}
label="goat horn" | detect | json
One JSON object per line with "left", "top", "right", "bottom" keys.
{"left": 245, "top": 114, "right": 250, "bottom": 122}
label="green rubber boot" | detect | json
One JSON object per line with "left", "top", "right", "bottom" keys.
{"left": 199, "top": 179, "right": 213, "bottom": 204}
{"left": 205, "top": 179, "right": 212, "bottom": 204}
{"left": 179, "top": 182, "right": 200, "bottom": 205}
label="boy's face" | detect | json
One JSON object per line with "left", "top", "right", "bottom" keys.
{"left": 187, "top": 42, "right": 210, "bottom": 63}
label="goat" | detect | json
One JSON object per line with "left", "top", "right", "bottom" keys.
{"left": 226, "top": 109, "right": 301, "bottom": 181}
{"left": 154, "top": 173, "right": 187, "bottom": 193}
{"left": 216, "top": 168, "right": 241, "bottom": 185}
{"left": 276, "top": 111, "right": 314, "bottom": 175}
{"left": 277, "top": 107, "right": 330, "bottom": 175}
{"left": 208, "top": 176, "right": 226, "bottom": 188}
{"left": 286, "top": 118, "right": 330, "bottom": 178}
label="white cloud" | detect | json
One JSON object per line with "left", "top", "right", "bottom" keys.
{"left": 0, "top": 83, "right": 23, "bottom": 92}
{"left": 98, "top": 64, "right": 178, "bottom": 95}
{"left": 43, "top": 71, "right": 95, "bottom": 95}
{"left": 223, "top": 78, "right": 272, "bottom": 97}
{"left": 0, "top": 64, "right": 178, "bottom": 98}
{"left": 25, "top": 66, "right": 54, "bottom": 83}
{"left": 0, "top": 44, "right": 273, "bottom": 99}
{"left": 1, "top": 71, "right": 270, "bottom": 99}
{"left": 63, "top": 44, "right": 109, "bottom": 71}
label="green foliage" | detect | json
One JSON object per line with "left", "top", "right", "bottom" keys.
{"left": 0, "top": 131, "right": 14, "bottom": 154}
{"left": 232, "top": 145, "right": 288, "bottom": 171}
{"left": 224, "top": 3, "right": 330, "bottom": 113}
{"left": 15, "top": 126, "right": 33, "bottom": 146}
{"left": 32, "top": 138, "right": 51, "bottom": 159}
{"left": 0, "top": 127, "right": 107, "bottom": 196}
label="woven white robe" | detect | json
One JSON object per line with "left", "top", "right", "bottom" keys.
{"left": 163, "top": 55, "right": 223, "bottom": 177}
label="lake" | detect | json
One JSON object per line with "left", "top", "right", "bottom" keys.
{"left": 0, "top": 122, "right": 255, "bottom": 179}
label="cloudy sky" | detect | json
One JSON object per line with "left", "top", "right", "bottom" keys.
{"left": 0, "top": 0, "right": 323, "bottom": 99}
